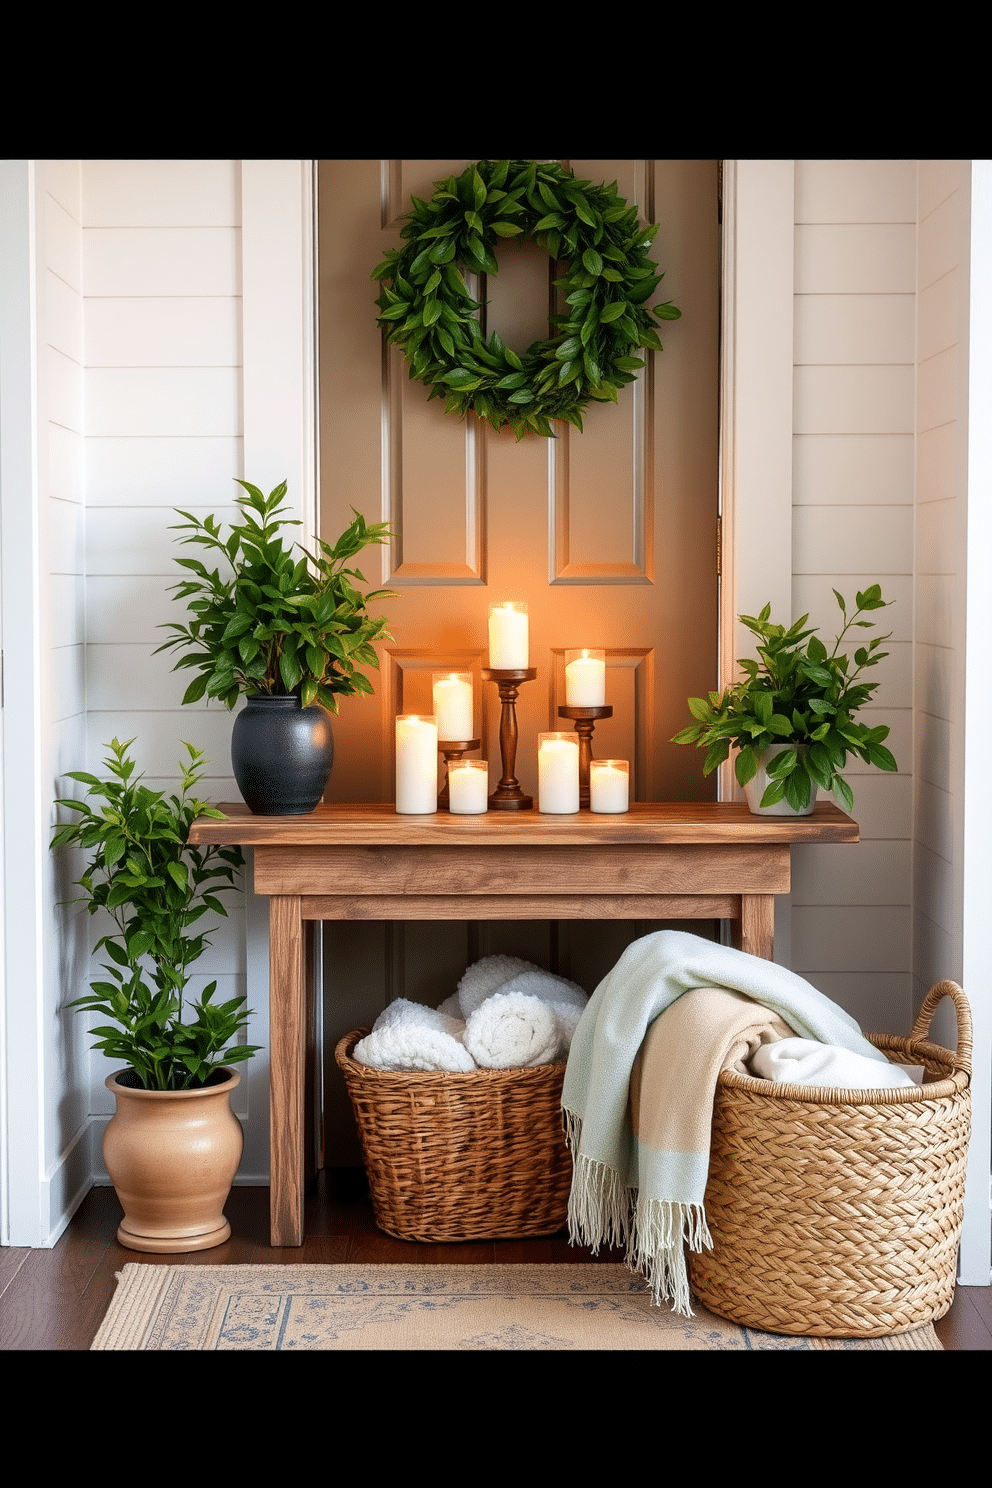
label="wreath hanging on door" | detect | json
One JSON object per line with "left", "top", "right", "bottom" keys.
{"left": 372, "top": 159, "right": 681, "bottom": 440}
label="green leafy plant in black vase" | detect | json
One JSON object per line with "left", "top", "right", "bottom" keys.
{"left": 155, "top": 479, "right": 395, "bottom": 712}
{"left": 51, "top": 738, "right": 257, "bottom": 1090}
{"left": 672, "top": 586, "right": 898, "bottom": 812}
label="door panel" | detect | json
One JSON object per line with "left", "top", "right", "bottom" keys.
{"left": 317, "top": 159, "right": 718, "bottom": 1162}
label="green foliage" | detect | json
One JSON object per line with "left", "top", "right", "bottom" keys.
{"left": 372, "top": 159, "right": 681, "bottom": 441}
{"left": 672, "top": 586, "right": 899, "bottom": 812}
{"left": 51, "top": 739, "right": 258, "bottom": 1090}
{"left": 155, "top": 479, "right": 395, "bottom": 712}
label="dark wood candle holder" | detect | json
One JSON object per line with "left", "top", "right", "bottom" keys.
{"left": 482, "top": 667, "right": 537, "bottom": 810}
{"left": 557, "top": 704, "right": 613, "bottom": 806}
{"left": 437, "top": 738, "right": 482, "bottom": 809}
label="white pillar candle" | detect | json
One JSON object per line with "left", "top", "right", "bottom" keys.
{"left": 590, "top": 759, "right": 629, "bottom": 814}
{"left": 432, "top": 672, "right": 474, "bottom": 741}
{"left": 448, "top": 759, "right": 488, "bottom": 814}
{"left": 538, "top": 732, "right": 580, "bottom": 814}
{"left": 488, "top": 602, "right": 528, "bottom": 669}
{"left": 564, "top": 649, "right": 606, "bottom": 706}
{"left": 395, "top": 715, "right": 438, "bottom": 814}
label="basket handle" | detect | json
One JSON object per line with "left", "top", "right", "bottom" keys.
{"left": 908, "top": 980, "right": 972, "bottom": 1075}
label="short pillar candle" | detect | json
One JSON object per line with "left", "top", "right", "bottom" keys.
{"left": 395, "top": 715, "right": 438, "bottom": 814}
{"left": 432, "top": 672, "right": 474, "bottom": 741}
{"left": 590, "top": 759, "right": 629, "bottom": 814}
{"left": 565, "top": 649, "right": 606, "bottom": 707}
{"left": 488, "top": 602, "right": 528, "bottom": 669}
{"left": 538, "top": 732, "right": 580, "bottom": 814}
{"left": 448, "top": 759, "right": 489, "bottom": 814}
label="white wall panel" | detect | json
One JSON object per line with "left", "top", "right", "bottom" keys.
{"left": 47, "top": 494, "right": 84, "bottom": 575}
{"left": 795, "top": 160, "right": 916, "bottom": 222}
{"left": 83, "top": 227, "right": 240, "bottom": 298}
{"left": 792, "top": 433, "right": 912, "bottom": 505}
{"left": 43, "top": 190, "right": 82, "bottom": 294}
{"left": 86, "top": 574, "right": 176, "bottom": 643}
{"left": 918, "top": 420, "right": 965, "bottom": 501}
{"left": 918, "top": 265, "right": 964, "bottom": 361}
{"left": 803, "top": 972, "right": 912, "bottom": 1035}
{"left": 794, "top": 365, "right": 914, "bottom": 434}
{"left": 86, "top": 435, "right": 242, "bottom": 503}
{"left": 795, "top": 224, "right": 915, "bottom": 293}
{"left": 794, "top": 293, "right": 914, "bottom": 364}
{"left": 86, "top": 502, "right": 241, "bottom": 574}
{"left": 85, "top": 367, "right": 239, "bottom": 438}
{"left": 792, "top": 504, "right": 913, "bottom": 574}
{"left": 791, "top": 839, "right": 912, "bottom": 906}
{"left": 48, "top": 423, "right": 83, "bottom": 504}
{"left": 83, "top": 160, "right": 238, "bottom": 226}
{"left": 85, "top": 710, "right": 241, "bottom": 781}
{"left": 86, "top": 296, "right": 241, "bottom": 366}
{"left": 791, "top": 906, "right": 912, "bottom": 973}
{"left": 46, "top": 346, "right": 82, "bottom": 433}
{"left": 46, "top": 270, "right": 83, "bottom": 363}
{"left": 917, "top": 344, "right": 966, "bottom": 431}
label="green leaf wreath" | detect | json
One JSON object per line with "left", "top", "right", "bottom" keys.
{"left": 372, "top": 159, "right": 681, "bottom": 440}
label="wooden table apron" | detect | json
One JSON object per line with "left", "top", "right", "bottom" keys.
{"left": 188, "top": 801, "right": 858, "bottom": 1246}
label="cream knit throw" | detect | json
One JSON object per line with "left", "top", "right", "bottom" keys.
{"left": 562, "top": 930, "right": 892, "bottom": 1315}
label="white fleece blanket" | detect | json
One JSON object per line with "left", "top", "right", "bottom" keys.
{"left": 749, "top": 1036, "right": 917, "bottom": 1089}
{"left": 562, "top": 930, "right": 893, "bottom": 1312}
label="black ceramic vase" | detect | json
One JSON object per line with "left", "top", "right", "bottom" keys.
{"left": 231, "top": 695, "right": 334, "bottom": 815}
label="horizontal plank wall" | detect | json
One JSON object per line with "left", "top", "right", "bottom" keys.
{"left": 1, "top": 161, "right": 93, "bottom": 1245}
{"left": 80, "top": 161, "right": 262, "bottom": 1182}
{"left": 789, "top": 160, "right": 915, "bottom": 1036}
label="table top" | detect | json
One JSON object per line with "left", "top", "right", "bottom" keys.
{"left": 188, "top": 800, "right": 859, "bottom": 849}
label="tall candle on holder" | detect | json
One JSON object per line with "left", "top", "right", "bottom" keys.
{"left": 565, "top": 649, "right": 606, "bottom": 706}
{"left": 395, "top": 715, "right": 438, "bottom": 814}
{"left": 488, "top": 602, "right": 528, "bottom": 670}
{"left": 538, "top": 732, "right": 580, "bottom": 814}
{"left": 432, "top": 672, "right": 474, "bottom": 741}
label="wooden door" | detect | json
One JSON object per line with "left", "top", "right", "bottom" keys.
{"left": 317, "top": 159, "right": 719, "bottom": 1160}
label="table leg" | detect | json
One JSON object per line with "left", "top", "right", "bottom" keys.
{"left": 269, "top": 894, "right": 305, "bottom": 1246}
{"left": 735, "top": 894, "right": 775, "bottom": 960}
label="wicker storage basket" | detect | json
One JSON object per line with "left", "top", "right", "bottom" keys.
{"left": 334, "top": 1030, "right": 572, "bottom": 1242}
{"left": 688, "top": 980, "right": 972, "bottom": 1338}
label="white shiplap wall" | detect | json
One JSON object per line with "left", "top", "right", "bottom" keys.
{"left": 913, "top": 161, "right": 969, "bottom": 1011}
{"left": 789, "top": 161, "right": 916, "bottom": 1035}
{"left": 79, "top": 160, "right": 259, "bottom": 1178}
{"left": 38, "top": 160, "right": 92, "bottom": 1232}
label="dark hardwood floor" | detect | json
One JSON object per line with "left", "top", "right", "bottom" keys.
{"left": 1, "top": 1173, "right": 989, "bottom": 1350}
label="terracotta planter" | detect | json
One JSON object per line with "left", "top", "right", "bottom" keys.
{"left": 103, "top": 1069, "right": 243, "bottom": 1253}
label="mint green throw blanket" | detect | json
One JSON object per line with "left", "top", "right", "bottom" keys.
{"left": 561, "top": 930, "right": 890, "bottom": 1314}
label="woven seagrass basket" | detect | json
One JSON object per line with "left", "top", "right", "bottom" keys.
{"left": 688, "top": 980, "right": 972, "bottom": 1338}
{"left": 334, "top": 1030, "right": 572, "bottom": 1242}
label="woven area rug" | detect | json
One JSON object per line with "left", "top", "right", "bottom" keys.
{"left": 92, "top": 1263, "right": 941, "bottom": 1350}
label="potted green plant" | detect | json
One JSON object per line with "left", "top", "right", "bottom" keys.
{"left": 672, "top": 586, "right": 899, "bottom": 815}
{"left": 52, "top": 738, "right": 258, "bottom": 1252}
{"left": 155, "top": 479, "right": 395, "bottom": 814}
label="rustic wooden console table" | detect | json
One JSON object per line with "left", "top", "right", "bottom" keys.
{"left": 188, "top": 801, "right": 858, "bottom": 1245}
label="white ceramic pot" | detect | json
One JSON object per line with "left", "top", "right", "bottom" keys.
{"left": 741, "top": 744, "right": 817, "bottom": 817}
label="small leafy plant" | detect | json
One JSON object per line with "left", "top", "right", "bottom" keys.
{"left": 51, "top": 739, "right": 258, "bottom": 1090}
{"left": 672, "top": 586, "right": 899, "bottom": 812}
{"left": 156, "top": 479, "right": 395, "bottom": 712}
